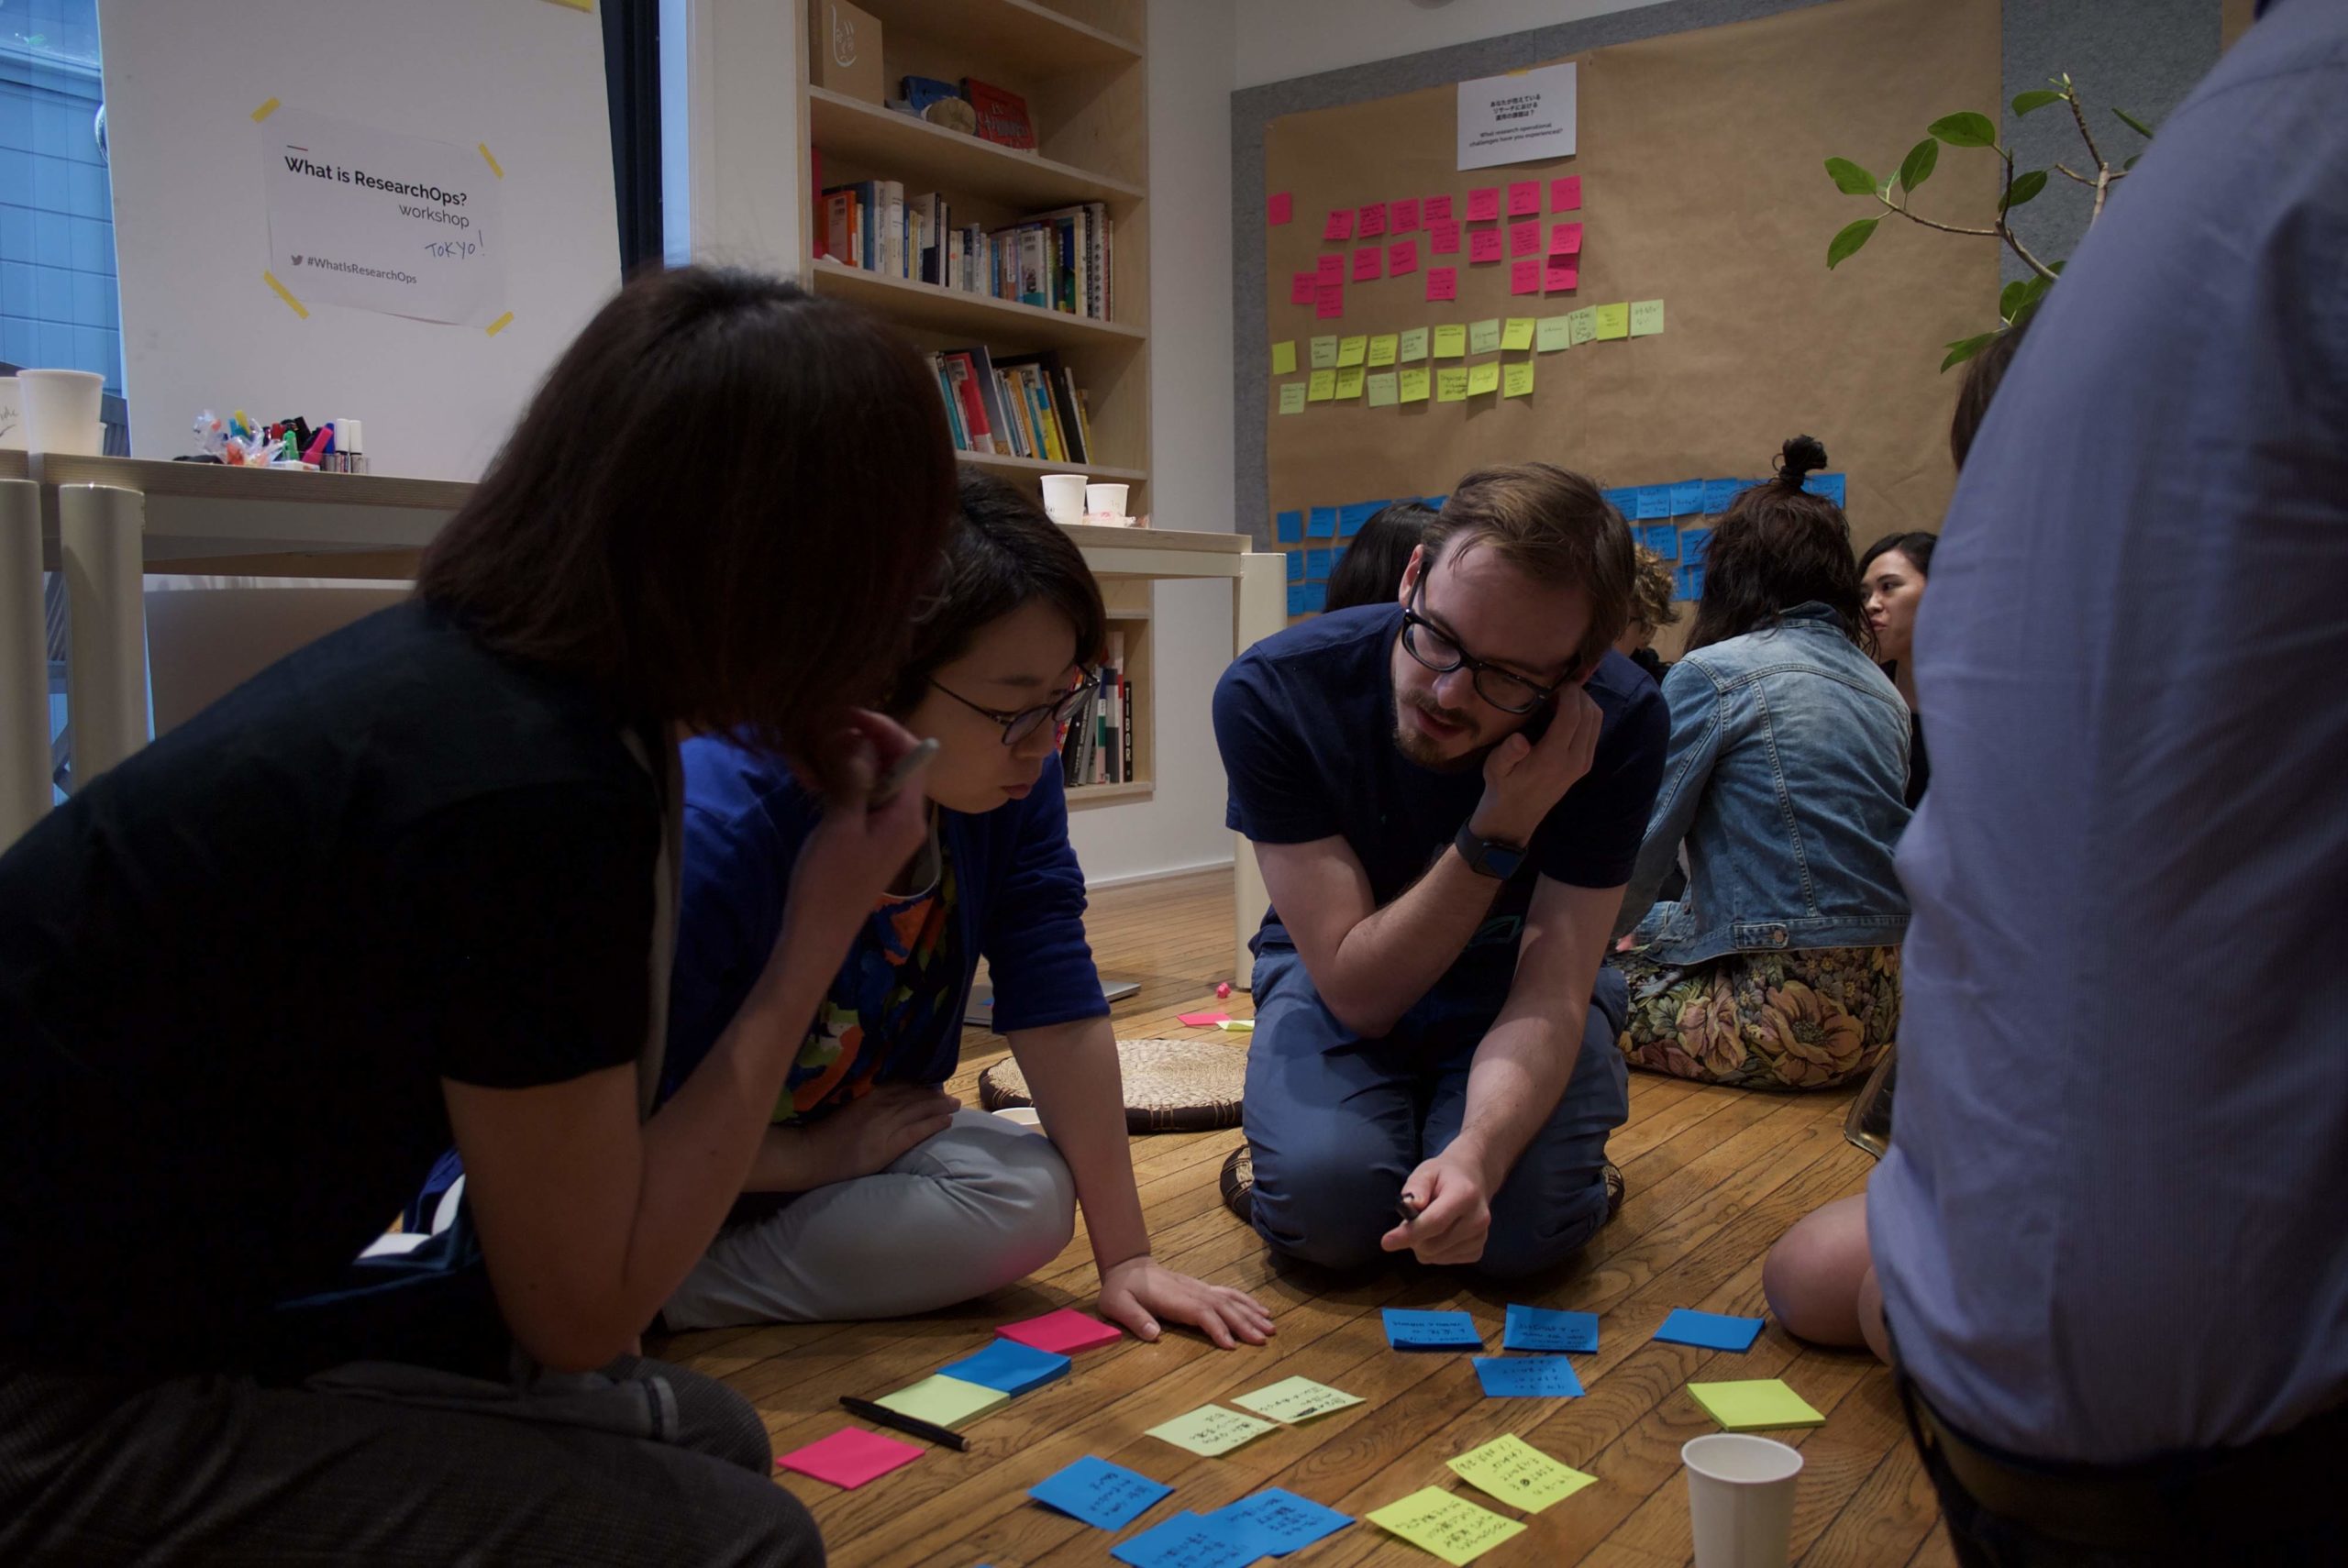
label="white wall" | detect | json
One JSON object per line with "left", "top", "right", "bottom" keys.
{"left": 1235, "top": 0, "right": 1671, "bottom": 88}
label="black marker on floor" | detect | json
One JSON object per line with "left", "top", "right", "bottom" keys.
{"left": 838, "top": 1395, "right": 969, "bottom": 1452}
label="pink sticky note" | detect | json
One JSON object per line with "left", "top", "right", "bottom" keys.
{"left": 1429, "top": 219, "right": 1461, "bottom": 255}
{"left": 1467, "top": 187, "right": 1501, "bottom": 222}
{"left": 1352, "top": 246, "right": 1382, "bottom": 282}
{"left": 1323, "top": 208, "right": 1355, "bottom": 241}
{"left": 1388, "top": 239, "right": 1420, "bottom": 276}
{"left": 1468, "top": 228, "right": 1503, "bottom": 264}
{"left": 1425, "top": 266, "right": 1457, "bottom": 303}
{"left": 1000, "top": 1308, "right": 1124, "bottom": 1354}
{"left": 1358, "top": 201, "right": 1388, "bottom": 238}
{"left": 1550, "top": 222, "right": 1584, "bottom": 256}
{"left": 1508, "top": 180, "right": 1541, "bottom": 216}
{"left": 1268, "top": 192, "right": 1292, "bottom": 226}
{"left": 1315, "top": 254, "right": 1345, "bottom": 284}
{"left": 778, "top": 1429, "right": 925, "bottom": 1489}
{"left": 1424, "top": 194, "right": 1454, "bottom": 222}
{"left": 1290, "top": 271, "right": 1315, "bottom": 305}
{"left": 1510, "top": 259, "right": 1542, "bottom": 295}
{"left": 1178, "top": 1010, "right": 1232, "bottom": 1027}
{"left": 1545, "top": 261, "right": 1579, "bottom": 293}
{"left": 1316, "top": 282, "right": 1345, "bottom": 319}
{"left": 1551, "top": 176, "right": 1582, "bottom": 212}
{"left": 1509, "top": 221, "right": 1541, "bottom": 257}
{"left": 1390, "top": 197, "right": 1421, "bottom": 233}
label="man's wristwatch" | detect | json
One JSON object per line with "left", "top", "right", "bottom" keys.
{"left": 1454, "top": 822, "right": 1527, "bottom": 879}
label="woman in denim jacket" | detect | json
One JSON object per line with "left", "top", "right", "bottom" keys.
{"left": 1609, "top": 438, "right": 1911, "bottom": 1090}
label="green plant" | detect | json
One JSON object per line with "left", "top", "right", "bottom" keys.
{"left": 1824, "top": 76, "right": 2154, "bottom": 369}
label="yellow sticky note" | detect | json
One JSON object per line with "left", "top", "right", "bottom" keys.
{"left": 1368, "top": 333, "right": 1399, "bottom": 368}
{"left": 1146, "top": 1404, "right": 1279, "bottom": 1457}
{"left": 876, "top": 1375, "right": 1009, "bottom": 1430}
{"left": 1435, "top": 368, "right": 1470, "bottom": 403}
{"left": 1569, "top": 306, "right": 1598, "bottom": 346}
{"left": 1399, "top": 367, "right": 1432, "bottom": 403}
{"left": 1367, "top": 1487, "right": 1527, "bottom": 1566}
{"left": 1335, "top": 365, "right": 1366, "bottom": 399}
{"left": 542, "top": 0, "right": 595, "bottom": 10}
{"left": 1310, "top": 336, "right": 1339, "bottom": 369}
{"left": 1366, "top": 372, "right": 1400, "bottom": 408}
{"left": 1308, "top": 370, "right": 1336, "bottom": 403}
{"left": 1503, "top": 360, "right": 1535, "bottom": 398}
{"left": 1278, "top": 382, "right": 1307, "bottom": 414}
{"left": 1536, "top": 315, "right": 1572, "bottom": 352}
{"left": 1468, "top": 317, "right": 1501, "bottom": 355}
{"left": 1630, "top": 299, "right": 1666, "bottom": 337}
{"left": 1433, "top": 324, "right": 1468, "bottom": 359}
{"left": 1337, "top": 334, "right": 1368, "bottom": 367}
{"left": 1447, "top": 1433, "right": 1597, "bottom": 1514}
{"left": 1468, "top": 361, "right": 1501, "bottom": 397}
{"left": 1271, "top": 339, "right": 1298, "bottom": 375}
{"left": 1399, "top": 326, "right": 1431, "bottom": 362}
{"left": 1594, "top": 303, "right": 1631, "bottom": 340}
{"left": 1501, "top": 316, "right": 1534, "bottom": 351}
{"left": 1688, "top": 1379, "right": 1827, "bottom": 1431}
{"left": 1234, "top": 1375, "right": 1365, "bottom": 1424}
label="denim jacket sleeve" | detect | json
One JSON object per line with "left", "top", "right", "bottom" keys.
{"left": 1614, "top": 657, "right": 1726, "bottom": 938}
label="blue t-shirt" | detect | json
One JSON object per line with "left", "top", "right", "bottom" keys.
{"left": 1214, "top": 603, "right": 1667, "bottom": 985}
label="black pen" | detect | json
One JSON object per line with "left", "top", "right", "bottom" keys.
{"left": 838, "top": 1394, "right": 969, "bottom": 1452}
{"left": 1396, "top": 1191, "right": 1422, "bottom": 1226}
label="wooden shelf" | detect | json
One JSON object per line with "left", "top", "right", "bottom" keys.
{"left": 1065, "top": 779, "right": 1153, "bottom": 808}
{"left": 812, "top": 259, "right": 1144, "bottom": 349}
{"left": 848, "top": 0, "right": 1142, "bottom": 73}
{"left": 958, "top": 449, "right": 1146, "bottom": 485}
{"left": 810, "top": 88, "right": 1143, "bottom": 211}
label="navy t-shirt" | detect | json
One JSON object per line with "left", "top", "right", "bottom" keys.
{"left": 1214, "top": 603, "right": 1667, "bottom": 986}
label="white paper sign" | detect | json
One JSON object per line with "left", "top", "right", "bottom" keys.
{"left": 259, "top": 105, "right": 506, "bottom": 326}
{"left": 1457, "top": 62, "right": 1578, "bottom": 171}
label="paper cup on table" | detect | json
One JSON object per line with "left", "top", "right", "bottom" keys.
{"left": 1084, "top": 482, "right": 1130, "bottom": 524}
{"left": 1683, "top": 1434, "right": 1802, "bottom": 1568}
{"left": 17, "top": 370, "right": 104, "bottom": 456}
{"left": 1040, "top": 473, "right": 1088, "bottom": 528}
{"left": 0, "top": 378, "right": 23, "bottom": 449}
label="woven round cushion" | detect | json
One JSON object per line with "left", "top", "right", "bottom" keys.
{"left": 980, "top": 1037, "right": 1246, "bottom": 1133}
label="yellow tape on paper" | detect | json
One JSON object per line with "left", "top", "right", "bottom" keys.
{"left": 478, "top": 143, "right": 504, "bottom": 179}
{"left": 484, "top": 312, "right": 515, "bottom": 337}
{"left": 262, "top": 271, "right": 309, "bottom": 319}
{"left": 251, "top": 98, "right": 282, "bottom": 123}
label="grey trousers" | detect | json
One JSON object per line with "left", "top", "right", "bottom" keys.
{"left": 0, "top": 1352, "right": 819, "bottom": 1566}
{"left": 662, "top": 1111, "right": 1079, "bottom": 1331}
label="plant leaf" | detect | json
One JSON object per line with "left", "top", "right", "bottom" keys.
{"left": 1824, "top": 157, "right": 1878, "bottom": 195}
{"left": 1826, "top": 217, "right": 1879, "bottom": 270}
{"left": 2111, "top": 106, "right": 2154, "bottom": 138}
{"left": 1898, "top": 138, "right": 1940, "bottom": 193}
{"left": 1928, "top": 111, "right": 1999, "bottom": 149}
{"left": 1999, "top": 280, "right": 2031, "bottom": 322}
{"left": 2124, "top": 152, "right": 2143, "bottom": 171}
{"left": 1942, "top": 332, "right": 1999, "bottom": 371}
{"left": 2000, "top": 170, "right": 2048, "bottom": 212}
{"left": 2011, "top": 89, "right": 2064, "bottom": 116}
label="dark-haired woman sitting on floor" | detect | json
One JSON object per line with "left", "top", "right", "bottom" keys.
{"left": 1606, "top": 437, "right": 1911, "bottom": 1091}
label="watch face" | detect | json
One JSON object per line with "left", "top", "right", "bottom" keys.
{"left": 1487, "top": 844, "right": 1525, "bottom": 878}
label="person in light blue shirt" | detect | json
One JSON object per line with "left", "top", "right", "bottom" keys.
{"left": 1866, "top": 0, "right": 2348, "bottom": 1559}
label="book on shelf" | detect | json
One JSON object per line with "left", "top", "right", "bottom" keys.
{"left": 927, "top": 346, "right": 1091, "bottom": 466}
{"left": 818, "top": 178, "right": 1114, "bottom": 322}
{"left": 1059, "top": 638, "right": 1135, "bottom": 790}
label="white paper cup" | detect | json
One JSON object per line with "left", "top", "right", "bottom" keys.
{"left": 1040, "top": 472, "right": 1088, "bottom": 527}
{"left": 0, "top": 378, "right": 23, "bottom": 449}
{"left": 1084, "top": 482, "right": 1130, "bottom": 524}
{"left": 17, "top": 370, "right": 104, "bottom": 456}
{"left": 1683, "top": 1434, "right": 1803, "bottom": 1568}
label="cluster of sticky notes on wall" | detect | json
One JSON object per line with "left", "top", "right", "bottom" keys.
{"left": 1600, "top": 471, "right": 1847, "bottom": 601}
{"left": 1273, "top": 493, "right": 1449, "bottom": 618}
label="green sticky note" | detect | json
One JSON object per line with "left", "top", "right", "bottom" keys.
{"left": 1310, "top": 335, "right": 1339, "bottom": 369}
{"left": 1399, "top": 366, "right": 1433, "bottom": 403}
{"left": 1337, "top": 334, "right": 1368, "bottom": 367}
{"left": 1433, "top": 324, "right": 1468, "bottom": 359}
{"left": 1435, "top": 367, "right": 1470, "bottom": 403}
{"left": 1468, "top": 317, "right": 1501, "bottom": 355}
{"left": 1271, "top": 339, "right": 1297, "bottom": 375}
{"left": 1366, "top": 371, "right": 1400, "bottom": 407}
{"left": 1146, "top": 1403, "right": 1279, "bottom": 1457}
{"left": 1367, "top": 1487, "right": 1527, "bottom": 1566}
{"left": 1277, "top": 381, "right": 1307, "bottom": 414}
{"left": 1568, "top": 306, "right": 1598, "bottom": 346}
{"left": 1447, "top": 1433, "right": 1598, "bottom": 1514}
{"left": 1399, "top": 326, "right": 1431, "bottom": 362}
{"left": 1594, "top": 302, "right": 1631, "bottom": 340}
{"left": 1501, "top": 316, "right": 1534, "bottom": 351}
{"left": 1308, "top": 369, "right": 1336, "bottom": 402}
{"left": 1468, "top": 361, "right": 1501, "bottom": 397}
{"left": 1630, "top": 299, "right": 1665, "bottom": 337}
{"left": 1688, "top": 1379, "right": 1828, "bottom": 1431}
{"left": 1234, "top": 1375, "right": 1366, "bottom": 1424}
{"left": 876, "top": 1374, "right": 1010, "bottom": 1430}
{"left": 1503, "top": 359, "right": 1534, "bottom": 398}
{"left": 1335, "top": 365, "right": 1365, "bottom": 399}
{"left": 1368, "top": 333, "right": 1399, "bottom": 367}
{"left": 1535, "top": 315, "right": 1572, "bottom": 352}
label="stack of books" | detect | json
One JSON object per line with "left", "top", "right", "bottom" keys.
{"left": 1060, "top": 632, "right": 1135, "bottom": 789}
{"left": 927, "top": 345, "right": 1092, "bottom": 465}
{"left": 817, "top": 182, "right": 1114, "bottom": 321}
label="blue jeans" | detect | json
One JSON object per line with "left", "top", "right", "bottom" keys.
{"left": 1241, "top": 947, "right": 1629, "bottom": 1277}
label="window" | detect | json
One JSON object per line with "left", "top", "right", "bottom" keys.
{"left": 0, "top": 0, "right": 120, "bottom": 394}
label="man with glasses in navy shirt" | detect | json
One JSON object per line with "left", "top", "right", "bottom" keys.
{"left": 1214, "top": 464, "right": 1666, "bottom": 1275}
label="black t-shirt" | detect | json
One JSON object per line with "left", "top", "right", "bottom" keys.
{"left": 0, "top": 600, "right": 659, "bottom": 1374}
{"left": 1213, "top": 603, "right": 1667, "bottom": 988}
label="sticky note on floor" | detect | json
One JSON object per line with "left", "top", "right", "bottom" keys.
{"left": 1383, "top": 1309, "right": 1483, "bottom": 1351}
{"left": 1435, "top": 368, "right": 1469, "bottom": 403}
{"left": 1630, "top": 299, "right": 1666, "bottom": 337}
{"left": 1399, "top": 367, "right": 1432, "bottom": 403}
{"left": 1111, "top": 1512, "right": 1256, "bottom": 1568}
{"left": 1594, "top": 302, "right": 1630, "bottom": 340}
{"left": 1433, "top": 324, "right": 1468, "bottom": 359}
{"left": 1277, "top": 383, "right": 1306, "bottom": 414}
{"left": 876, "top": 1374, "right": 1009, "bottom": 1430}
{"left": 938, "top": 1338, "right": 1071, "bottom": 1397}
{"left": 1367, "top": 1487, "right": 1526, "bottom": 1566}
{"left": 1207, "top": 1487, "right": 1354, "bottom": 1554}
{"left": 1689, "top": 1379, "right": 1826, "bottom": 1431}
{"left": 1503, "top": 1303, "right": 1597, "bottom": 1353}
{"left": 1337, "top": 335, "right": 1368, "bottom": 367}
{"left": 1502, "top": 361, "right": 1534, "bottom": 398}
{"left": 1308, "top": 370, "right": 1335, "bottom": 403}
{"left": 1271, "top": 340, "right": 1297, "bottom": 375}
{"left": 1447, "top": 1433, "right": 1597, "bottom": 1514}
{"left": 1534, "top": 316, "right": 1573, "bottom": 353}
{"left": 1366, "top": 372, "right": 1400, "bottom": 408}
{"left": 999, "top": 1307, "right": 1124, "bottom": 1354}
{"left": 1467, "top": 362, "right": 1501, "bottom": 397}
{"left": 1146, "top": 1404, "right": 1279, "bottom": 1457}
{"left": 1473, "top": 1354, "right": 1583, "bottom": 1397}
{"left": 1501, "top": 317, "right": 1534, "bottom": 351}
{"left": 776, "top": 1428, "right": 925, "bottom": 1489}
{"left": 1654, "top": 1308, "right": 1765, "bottom": 1352}
{"left": 1399, "top": 326, "right": 1430, "bottom": 361}
{"left": 1030, "top": 1455, "right": 1174, "bottom": 1529}
{"left": 1368, "top": 333, "right": 1399, "bottom": 367}
{"left": 1468, "top": 317, "right": 1501, "bottom": 355}
{"left": 1235, "top": 1375, "right": 1364, "bottom": 1424}
{"left": 1177, "top": 1010, "right": 1230, "bottom": 1026}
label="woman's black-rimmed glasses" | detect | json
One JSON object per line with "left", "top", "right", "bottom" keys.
{"left": 928, "top": 674, "right": 1098, "bottom": 745}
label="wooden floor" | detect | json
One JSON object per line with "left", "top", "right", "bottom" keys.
{"left": 653, "top": 869, "right": 1954, "bottom": 1568}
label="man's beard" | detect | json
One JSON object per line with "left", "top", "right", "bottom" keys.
{"left": 1391, "top": 689, "right": 1488, "bottom": 773}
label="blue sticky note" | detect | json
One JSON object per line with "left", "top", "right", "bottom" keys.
{"left": 1601, "top": 487, "right": 1639, "bottom": 516}
{"left": 1382, "top": 1309, "right": 1484, "bottom": 1351}
{"left": 1338, "top": 500, "right": 1382, "bottom": 536}
{"left": 1680, "top": 527, "right": 1712, "bottom": 564}
{"left": 1301, "top": 582, "right": 1327, "bottom": 613}
{"left": 1802, "top": 471, "right": 1847, "bottom": 507}
{"left": 1286, "top": 550, "right": 1304, "bottom": 582}
{"left": 1309, "top": 505, "right": 1340, "bottom": 537}
{"left": 1275, "top": 509, "right": 1304, "bottom": 543}
{"left": 1287, "top": 584, "right": 1309, "bottom": 616}
{"left": 1029, "top": 1456, "right": 1173, "bottom": 1531}
{"left": 1640, "top": 524, "right": 1678, "bottom": 560}
{"left": 1670, "top": 480, "right": 1704, "bottom": 516}
{"left": 937, "top": 1338, "right": 1071, "bottom": 1397}
{"left": 1111, "top": 1511, "right": 1256, "bottom": 1568}
{"left": 1676, "top": 564, "right": 1706, "bottom": 602}
{"left": 1206, "top": 1488, "right": 1355, "bottom": 1554}
{"left": 1305, "top": 547, "right": 1334, "bottom": 580}
{"left": 1636, "top": 486, "right": 1671, "bottom": 521}
{"left": 1503, "top": 1303, "right": 1599, "bottom": 1353}
{"left": 1472, "top": 1355, "right": 1586, "bottom": 1397}
{"left": 1701, "top": 478, "right": 1742, "bottom": 514}
{"left": 1654, "top": 1308, "right": 1765, "bottom": 1352}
